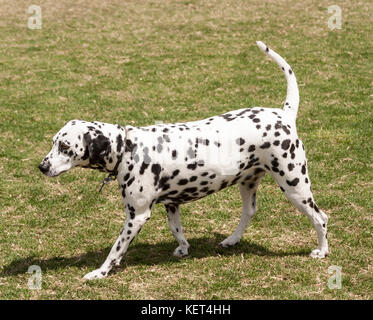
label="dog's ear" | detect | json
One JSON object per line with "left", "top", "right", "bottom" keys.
{"left": 83, "top": 132, "right": 111, "bottom": 165}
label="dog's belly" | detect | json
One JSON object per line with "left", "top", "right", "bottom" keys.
{"left": 155, "top": 166, "right": 264, "bottom": 205}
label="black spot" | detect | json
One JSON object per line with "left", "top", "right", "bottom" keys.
{"left": 260, "top": 142, "right": 271, "bottom": 149}
{"left": 116, "top": 134, "right": 123, "bottom": 152}
{"left": 172, "top": 150, "right": 177, "bottom": 159}
{"left": 248, "top": 145, "right": 255, "bottom": 152}
{"left": 236, "top": 108, "right": 251, "bottom": 116}
{"left": 199, "top": 186, "right": 210, "bottom": 193}
{"left": 286, "top": 178, "right": 299, "bottom": 186}
{"left": 127, "top": 176, "right": 135, "bottom": 187}
{"left": 187, "top": 162, "right": 198, "bottom": 170}
{"left": 171, "top": 169, "right": 180, "bottom": 178}
{"left": 197, "top": 160, "right": 205, "bottom": 167}
{"left": 220, "top": 181, "right": 228, "bottom": 190}
{"left": 125, "top": 139, "right": 136, "bottom": 153}
{"left": 178, "top": 179, "right": 188, "bottom": 185}
{"left": 140, "top": 161, "right": 149, "bottom": 175}
{"left": 151, "top": 164, "right": 161, "bottom": 186}
{"left": 287, "top": 163, "right": 295, "bottom": 171}
{"left": 162, "top": 183, "right": 170, "bottom": 191}
{"left": 183, "top": 187, "right": 197, "bottom": 193}
{"left": 158, "top": 176, "right": 170, "bottom": 189}
{"left": 271, "top": 159, "right": 279, "bottom": 167}
{"left": 281, "top": 139, "right": 290, "bottom": 150}
{"left": 282, "top": 126, "right": 291, "bottom": 135}
{"left": 301, "top": 164, "right": 307, "bottom": 175}
{"left": 236, "top": 138, "right": 245, "bottom": 146}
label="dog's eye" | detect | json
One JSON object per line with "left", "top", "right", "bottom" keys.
{"left": 60, "top": 142, "right": 70, "bottom": 150}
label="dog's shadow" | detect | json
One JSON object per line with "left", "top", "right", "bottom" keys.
{"left": 1, "top": 233, "right": 309, "bottom": 277}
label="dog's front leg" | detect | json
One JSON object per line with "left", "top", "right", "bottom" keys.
{"left": 83, "top": 206, "right": 151, "bottom": 280}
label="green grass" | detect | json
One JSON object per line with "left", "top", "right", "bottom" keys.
{"left": 0, "top": 0, "right": 372, "bottom": 299}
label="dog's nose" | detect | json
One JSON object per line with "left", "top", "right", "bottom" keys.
{"left": 38, "top": 161, "right": 50, "bottom": 174}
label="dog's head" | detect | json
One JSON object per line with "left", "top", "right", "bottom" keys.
{"left": 39, "top": 120, "right": 123, "bottom": 177}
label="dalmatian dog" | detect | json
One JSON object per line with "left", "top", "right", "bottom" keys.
{"left": 39, "top": 42, "right": 329, "bottom": 280}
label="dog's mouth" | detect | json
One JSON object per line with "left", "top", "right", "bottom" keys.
{"left": 43, "top": 171, "right": 58, "bottom": 177}
{"left": 39, "top": 162, "right": 67, "bottom": 177}
{"left": 44, "top": 169, "right": 68, "bottom": 177}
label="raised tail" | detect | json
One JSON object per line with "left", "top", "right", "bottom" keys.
{"left": 256, "top": 41, "right": 299, "bottom": 119}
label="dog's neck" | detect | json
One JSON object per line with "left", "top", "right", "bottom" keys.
{"left": 82, "top": 122, "right": 126, "bottom": 175}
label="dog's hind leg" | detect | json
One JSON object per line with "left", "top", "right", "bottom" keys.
{"left": 165, "top": 204, "right": 190, "bottom": 257}
{"left": 280, "top": 183, "right": 329, "bottom": 258}
{"left": 219, "top": 171, "right": 265, "bottom": 247}
{"left": 269, "top": 142, "right": 329, "bottom": 258}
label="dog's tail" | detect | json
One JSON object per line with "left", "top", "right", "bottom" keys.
{"left": 256, "top": 41, "right": 299, "bottom": 119}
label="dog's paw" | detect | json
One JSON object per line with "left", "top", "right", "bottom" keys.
{"left": 83, "top": 269, "right": 108, "bottom": 280}
{"left": 310, "top": 249, "right": 328, "bottom": 259}
{"left": 173, "top": 246, "right": 189, "bottom": 258}
{"left": 219, "top": 236, "right": 240, "bottom": 248}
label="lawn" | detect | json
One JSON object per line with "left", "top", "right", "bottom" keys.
{"left": 0, "top": 0, "right": 372, "bottom": 299}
